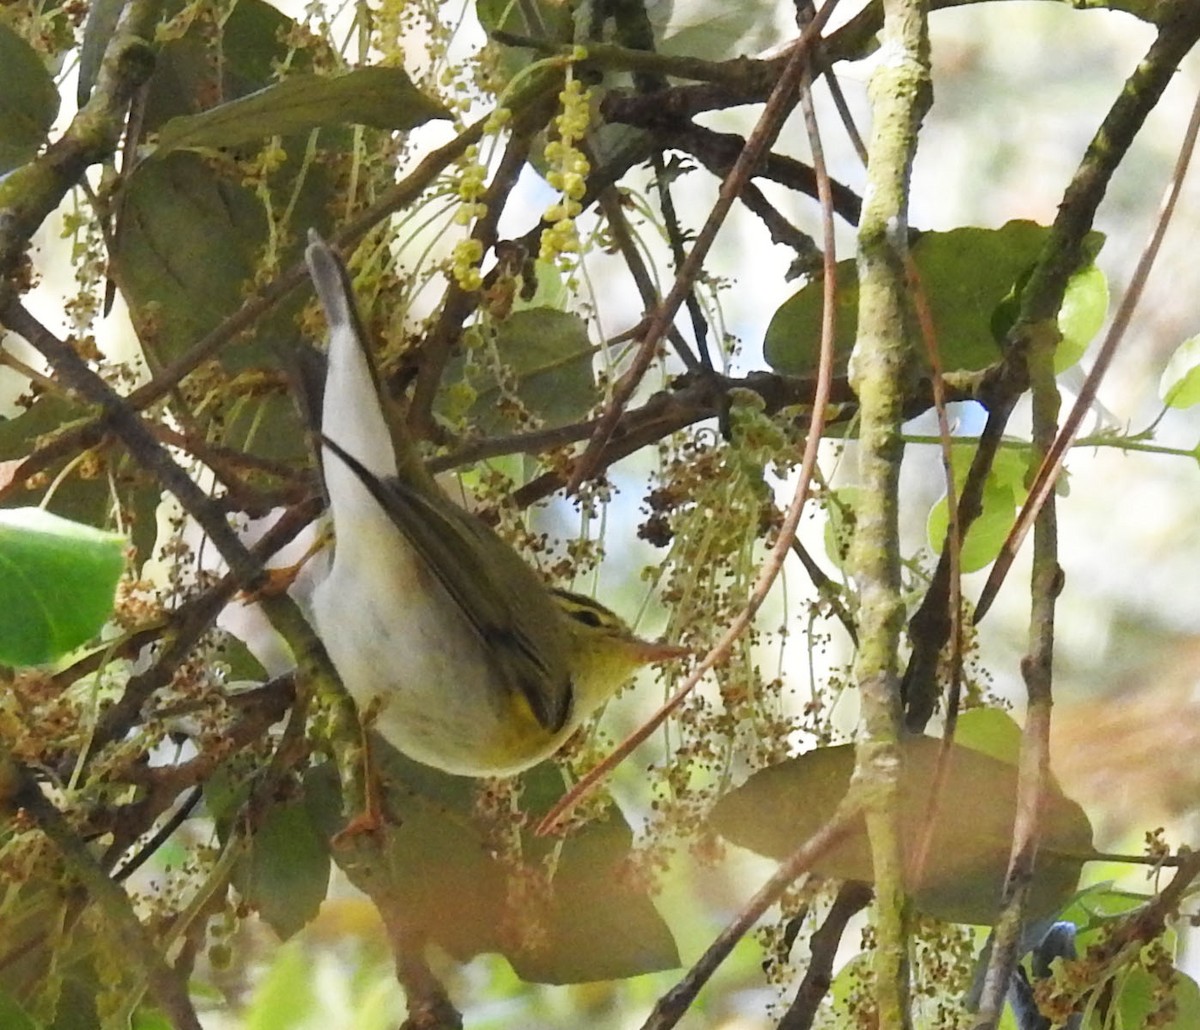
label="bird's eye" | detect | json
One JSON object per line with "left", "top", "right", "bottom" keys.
{"left": 568, "top": 606, "right": 605, "bottom": 628}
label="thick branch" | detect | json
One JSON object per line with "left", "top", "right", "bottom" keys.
{"left": 0, "top": 0, "right": 161, "bottom": 270}
{"left": 849, "top": 0, "right": 931, "bottom": 1025}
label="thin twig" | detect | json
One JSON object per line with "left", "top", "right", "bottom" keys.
{"left": 975, "top": 73, "right": 1200, "bottom": 621}
{"left": 409, "top": 125, "right": 538, "bottom": 436}
{"left": 596, "top": 186, "right": 698, "bottom": 367}
{"left": 1, "top": 761, "right": 203, "bottom": 1029}
{"left": 539, "top": 14, "right": 845, "bottom": 834}
{"left": 905, "top": 253, "right": 964, "bottom": 892}
{"left": 902, "top": 0, "right": 1200, "bottom": 724}
{"left": 650, "top": 150, "right": 714, "bottom": 370}
{"left": 778, "top": 881, "right": 874, "bottom": 1030}
{"left": 568, "top": 2, "right": 842, "bottom": 491}
{"left": 638, "top": 805, "right": 861, "bottom": 1030}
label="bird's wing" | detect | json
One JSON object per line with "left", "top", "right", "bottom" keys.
{"left": 320, "top": 434, "right": 574, "bottom": 733}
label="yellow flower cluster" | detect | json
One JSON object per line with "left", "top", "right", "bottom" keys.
{"left": 449, "top": 109, "right": 513, "bottom": 292}
{"left": 451, "top": 237, "right": 485, "bottom": 292}
{"left": 539, "top": 77, "right": 593, "bottom": 264}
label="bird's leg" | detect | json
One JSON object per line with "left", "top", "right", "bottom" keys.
{"left": 241, "top": 524, "right": 334, "bottom": 601}
{"left": 333, "top": 697, "right": 386, "bottom": 844}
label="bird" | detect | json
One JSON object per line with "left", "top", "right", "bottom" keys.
{"left": 303, "top": 230, "right": 685, "bottom": 778}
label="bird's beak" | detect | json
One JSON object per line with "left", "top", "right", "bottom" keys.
{"left": 628, "top": 638, "right": 693, "bottom": 663}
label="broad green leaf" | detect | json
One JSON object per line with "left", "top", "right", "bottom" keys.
{"left": 447, "top": 308, "right": 597, "bottom": 434}
{"left": 0, "top": 509, "right": 125, "bottom": 666}
{"left": 113, "top": 0, "right": 336, "bottom": 378}
{"left": 765, "top": 260, "right": 858, "bottom": 379}
{"left": 234, "top": 799, "right": 330, "bottom": 941}
{"left": 1102, "top": 964, "right": 1200, "bottom": 1029}
{"left": 1055, "top": 263, "right": 1109, "bottom": 372}
{"left": 656, "top": 0, "right": 784, "bottom": 61}
{"left": 0, "top": 397, "right": 162, "bottom": 569}
{"left": 216, "top": 631, "right": 269, "bottom": 682}
{"left": 926, "top": 443, "right": 1031, "bottom": 573}
{"left": 511, "top": 765, "right": 681, "bottom": 984}
{"left": 131, "top": 1010, "right": 175, "bottom": 1030}
{"left": 952, "top": 708, "right": 1023, "bottom": 766}
{"left": 711, "top": 734, "right": 1095, "bottom": 925}
{"left": 0, "top": 395, "right": 93, "bottom": 461}
{"left": 1058, "top": 885, "right": 1148, "bottom": 930}
{"left": 139, "top": 0, "right": 313, "bottom": 132}
{"left": 311, "top": 746, "right": 680, "bottom": 982}
{"left": 203, "top": 764, "right": 255, "bottom": 840}
{"left": 765, "top": 222, "right": 1104, "bottom": 378}
{"left": 154, "top": 68, "right": 449, "bottom": 157}
{"left": 114, "top": 153, "right": 273, "bottom": 367}
{"left": 0, "top": 25, "right": 59, "bottom": 174}
{"left": 1159, "top": 335, "right": 1200, "bottom": 409}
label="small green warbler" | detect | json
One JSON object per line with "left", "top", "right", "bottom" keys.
{"left": 304, "top": 231, "right": 683, "bottom": 777}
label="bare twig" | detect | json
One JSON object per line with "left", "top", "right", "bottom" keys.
{"left": 905, "top": 254, "right": 965, "bottom": 891}
{"left": 596, "top": 186, "right": 697, "bottom": 366}
{"left": 903, "top": 0, "right": 1200, "bottom": 726}
{"left": 975, "top": 69, "right": 1200, "bottom": 620}
{"left": 539, "top": 23, "right": 845, "bottom": 832}
{"left": 974, "top": 18, "right": 1200, "bottom": 1022}
{"left": 638, "top": 805, "right": 862, "bottom": 1030}
{"left": 568, "top": 3, "right": 842, "bottom": 490}
{"left": 778, "top": 881, "right": 874, "bottom": 1030}
{"left": 0, "top": 760, "right": 203, "bottom": 1029}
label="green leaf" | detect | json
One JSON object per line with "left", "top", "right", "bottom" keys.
{"left": 477, "top": 0, "right": 573, "bottom": 86}
{"left": 313, "top": 747, "right": 680, "bottom": 983}
{"left": 1055, "top": 263, "right": 1109, "bottom": 372}
{"left": 926, "top": 443, "right": 1031, "bottom": 573}
{"left": 154, "top": 67, "right": 449, "bottom": 157}
{"left": 765, "top": 222, "right": 1105, "bottom": 377}
{"left": 656, "top": 0, "right": 784, "bottom": 62}
{"left": 131, "top": 1009, "right": 175, "bottom": 1030}
{"left": 234, "top": 799, "right": 330, "bottom": 940}
{"left": 1159, "top": 335, "right": 1200, "bottom": 409}
{"left": 0, "top": 398, "right": 162, "bottom": 571}
{"left": 952, "top": 709, "right": 1023, "bottom": 766}
{"left": 113, "top": 0, "right": 338, "bottom": 386}
{"left": 447, "top": 308, "right": 597, "bottom": 434}
{"left": 113, "top": 153, "right": 272, "bottom": 364}
{"left": 711, "top": 734, "right": 1095, "bottom": 925}
{"left": 215, "top": 632, "right": 269, "bottom": 682}
{"left": 0, "top": 25, "right": 59, "bottom": 174}
{"left": 0, "top": 508, "right": 125, "bottom": 666}
{"left": 1105, "top": 964, "right": 1200, "bottom": 1029}
{"left": 139, "top": 0, "right": 312, "bottom": 133}
{"left": 510, "top": 767, "right": 681, "bottom": 984}
{"left": 764, "top": 260, "right": 858, "bottom": 378}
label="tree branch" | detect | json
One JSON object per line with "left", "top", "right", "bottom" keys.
{"left": 849, "top": 0, "right": 931, "bottom": 1023}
